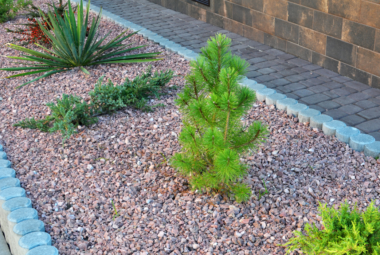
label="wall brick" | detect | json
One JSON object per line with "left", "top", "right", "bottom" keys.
{"left": 360, "top": 1, "right": 380, "bottom": 29}
{"left": 275, "top": 19, "right": 299, "bottom": 43}
{"left": 372, "top": 75, "right": 380, "bottom": 89}
{"left": 225, "top": 2, "right": 252, "bottom": 25}
{"left": 313, "top": 11, "right": 342, "bottom": 39}
{"left": 288, "top": 3, "right": 313, "bottom": 29}
{"left": 213, "top": 0, "right": 226, "bottom": 16}
{"left": 339, "top": 62, "right": 372, "bottom": 85}
{"left": 299, "top": 0, "right": 328, "bottom": 12}
{"left": 357, "top": 47, "right": 380, "bottom": 77}
{"left": 299, "top": 27, "right": 326, "bottom": 54}
{"left": 326, "top": 36, "right": 357, "bottom": 65}
{"left": 287, "top": 42, "right": 312, "bottom": 61}
{"left": 243, "top": 25, "right": 265, "bottom": 43}
{"left": 342, "top": 20, "right": 376, "bottom": 50}
{"left": 264, "top": 33, "right": 287, "bottom": 51}
{"left": 228, "top": 0, "right": 263, "bottom": 12}
{"left": 206, "top": 11, "right": 224, "bottom": 27}
{"left": 223, "top": 18, "right": 244, "bottom": 35}
{"left": 263, "top": 0, "right": 288, "bottom": 20}
{"left": 375, "top": 30, "right": 380, "bottom": 53}
{"left": 312, "top": 52, "right": 339, "bottom": 73}
{"left": 327, "top": 0, "right": 361, "bottom": 22}
{"left": 188, "top": 4, "right": 207, "bottom": 22}
{"left": 251, "top": 10, "right": 275, "bottom": 34}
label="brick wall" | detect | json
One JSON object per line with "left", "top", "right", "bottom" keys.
{"left": 148, "top": 0, "right": 380, "bottom": 88}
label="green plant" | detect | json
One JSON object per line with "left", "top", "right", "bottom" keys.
{"left": 282, "top": 201, "right": 380, "bottom": 255}
{"left": 0, "top": 0, "right": 162, "bottom": 88}
{"left": 14, "top": 94, "right": 97, "bottom": 143}
{"left": 0, "top": 0, "right": 32, "bottom": 23}
{"left": 89, "top": 66, "right": 174, "bottom": 112}
{"left": 258, "top": 179, "right": 268, "bottom": 200}
{"left": 111, "top": 199, "right": 119, "bottom": 220}
{"left": 170, "top": 34, "right": 268, "bottom": 203}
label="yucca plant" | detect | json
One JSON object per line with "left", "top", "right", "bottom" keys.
{"left": 0, "top": 0, "right": 162, "bottom": 88}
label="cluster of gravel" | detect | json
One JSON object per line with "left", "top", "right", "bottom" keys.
{"left": 1, "top": 4, "right": 380, "bottom": 254}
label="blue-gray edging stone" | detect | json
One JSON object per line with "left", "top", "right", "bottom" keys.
{"left": 248, "top": 83, "right": 266, "bottom": 92}
{"left": 26, "top": 245, "right": 59, "bottom": 255}
{"left": 256, "top": 88, "right": 276, "bottom": 101}
{"left": 0, "top": 187, "right": 25, "bottom": 201}
{"left": 0, "top": 151, "right": 6, "bottom": 159}
{"left": 0, "top": 144, "right": 3, "bottom": 151}
{"left": 336, "top": 126, "right": 360, "bottom": 144}
{"left": 298, "top": 109, "right": 321, "bottom": 123}
{"left": 0, "top": 177, "right": 20, "bottom": 191}
{"left": 310, "top": 114, "right": 333, "bottom": 130}
{"left": 322, "top": 120, "right": 347, "bottom": 136}
{"left": 364, "top": 141, "right": 380, "bottom": 158}
{"left": 0, "top": 160, "right": 11, "bottom": 168}
{"left": 349, "top": 134, "right": 376, "bottom": 152}
{"left": 8, "top": 208, "right": 38, "bottom": 223}
{"left": 14, "top": 219, "right": 45, "bottom": 236}
{"left": 277, "top": 98, "right": 297, "bottom": 111}
{"left": 265, "top": 93, "right": 286, "bottom": 106}
{"left": 0, "top": 168, "right": 16, "bottom": 179}
{"left": 287, "top": 103, "right": 308, "bottom": 117}
{"left": 3, "top": 197, "right": 32, "bottom": 212}
{"left": 19, "top": 232, "right": 51, "bottom": 250}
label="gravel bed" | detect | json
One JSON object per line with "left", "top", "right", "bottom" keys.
{"left": 1, "top": 3, "right": 380, "bottom": 254}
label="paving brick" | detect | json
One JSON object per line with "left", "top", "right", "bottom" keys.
{"left": 283, "top": 83, "right": 306, "bottom": 92}
{"left": 293, "top": 89, "right": 315, "bottom": 97}
{"left": 330, "top": 87, "right": 358, "bottom": 97}
{"left": 300, "top": 72, "right": 320, "bottom": 79}
{"left": 269, "top": 78, "right": 291, "bottom": 87}
{"left": 318, "top": 100, "right": 341, "bottom": 110}
{"left": 324, "top": 109, "right": 349, "bottom": 119}
{"left": 322, "top": 81, "right": 344, "bottom": 89}
{"left": 255, "top": 75, "right": 277, "bottom": 82}
{"left": 355, "top": 100, "right": 379, "bottom": 109}
{"left": 331, "top": 75, "right": 352, "bottom": 83}
{"left": 338, "top": 105, "right": 363, "bottom": 115}
{"left": 301, "top": 94, "right": 331, "bottom": 104}
{"left": 309, "top": 105, "right": 326, "bottom": 113}
{"left": 286, "top": 75, "right": 306, "bottom": 83}
{"left": 355, "top": 119, "right": 380, "bottom": 133}
{"left": 333, "top": 96, "right": 356, "bottom": 106}
{"left": 246, "top": 71, "right": 262, "bottom": 78}
{"left": 309, "top": 85, "right": 329, "bottom": 93}
{"left": 362, "top": 88, "right": 380, "bottom": 97}
{"left": 322, "top": 91, "right": 340, "bottom": 99}
{"left": 357, "top": 107, "right": 380, "bottom": 120}
{"left": 344, "top": 80, "right": 371, "bottom": 91}
{"left": 300, "top": 78, "right": 325, "bottom": 87}
{"left": 340, "top": 114, "right": 366, "bottom": 126}
{"left": 347, "top": 92, "right": 371, "bottom": 102}
{"left": 258, "top": 68, "right": 276, "bottom": 75}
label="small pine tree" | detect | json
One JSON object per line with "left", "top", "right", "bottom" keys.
{"left": 171, "top": 34, "right": 268, "bottom": 202}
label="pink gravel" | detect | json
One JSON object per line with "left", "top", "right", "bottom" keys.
{"left": 1, "top": 2, "right": 380, "bottom": 254}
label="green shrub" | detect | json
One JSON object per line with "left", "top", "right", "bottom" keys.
{"left": 0, "top": 0, "right": 162, "bottom": 88}
{"left": 90, "top": 66, "right": 174, "bottom": 112}
{"left": 0, "top": 0, "right": 32, "bottom": 23}
{"left": 14, "top": 66, "right": 173, "bottom": 142}
{"left": 170, "top": 34, "right": 268, "bottom": 203}
{"left": 283, "top": 201, "right": 380, "bottom": 255}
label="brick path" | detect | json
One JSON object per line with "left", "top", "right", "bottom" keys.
{"left": 93, "top": 0, "right": 380, "bottom": 140}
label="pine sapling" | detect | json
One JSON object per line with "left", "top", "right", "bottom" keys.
{"left": 171, "top": 34, "right": 268, "bottom": 202}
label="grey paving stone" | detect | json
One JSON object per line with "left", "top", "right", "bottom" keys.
{"left": 300, "top": 71, "right": 320, "bottom": 79}
{"left": 322, "top": 91, "right": 340, "bottom": 99}
{"left": 322, "top": 81, "right": 344, "bottom": 89}
{"left": 301, "top": 94, "right": 330, "bottom": 105}
{"left": 331, "top": 75, "right": 352, "bottom": 83}
{"left": 286, "top": 75, "right": 305, "bottom": 83}
{"left": 347, "top": 92, "right": 371, "bottom": 101}
{"left": 338, "top": 105, "right": 363, "bottom": 115}
{"left": 292, "top": 67, "right": 308, "bottom": 73}
{"left": 340, "top": 114, "right": 366, "bottom": 126}
{"left": 318, "top": 100, "right": 341, "bottom": 110}
{"left": 324, "top": 109, "right": 349, "bottom": 119}
{"left": 288, "top": 58, "right": 310, "bottom": 66}
{"left": 256, "top": 75, "right": 277, "bottom": 82}
{"left": 284, "top": 83, "right": 306, "bottom": 92}
{"left": 258, "top": 68, "right": 276, "bottom": 75}
{"left": 309, "top": 85, "right": 330, "bottom": 93}
{"left": 345, "top": 80, "right": 371, "bottom": 91}
{"left": 303, "top": 64, "right": 322, "bottom": 71}
{"left": 357, "top": 107, "right": 380, "bottom": 120}
{"left": 355, "top": 119, "right": 380, "bottom": 133}
{"left": 300, "top": 78, "right": 325, "bottom": 86}
{"left": 293, "top": 89, "right": 314, "bottom": 97}
{"left": 314, "top": 68, "right": 339, "bottom": 78}
{"left": 354, "top": 100, "right": 379, "bottom": 109}
{"left": 330, "top": 87, "right": 358, "bottom": 97}
{"left": 333, "top": 96, "right": 356, "bottom": 106}
{"left": 268, "top": 78, "right": 291, "bottom": 87}
{"left": 362, "top": 88, "right": 380, "bottom": 97}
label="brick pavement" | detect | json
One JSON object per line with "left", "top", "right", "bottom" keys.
{"left": 92, "top": 0, "right": 380, "bottom": 140}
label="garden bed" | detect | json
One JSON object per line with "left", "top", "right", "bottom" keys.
{"left": 1, "top": 2, "right": 380, "bottom": 254}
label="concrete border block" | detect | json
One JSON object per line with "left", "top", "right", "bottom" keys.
{"left": 0, "top": 152, "right": 6, "bottom": 160}
{"left": 0, "top": 168, "right": 16, "bottom": 180}
{"left": 276, "top": 98, "right": 298, "bottom": 111}
{"left": 287, "top": 103, "right": 308, "bottom": 117}
{"left": 364, "top": 141, "right": 380, "bottom": 158}
{"left": 310, "top": 114, "right": 333, "bottom": 130}
{"left": 248, "top": 83, "right": 266, "bottom": 92}
{"left": 322, "top": 120, "right": 347, "bottom": 136}
{"left": 26, "top": 245, "right": 59, "bottom": 255}
{"left": 256, "top": 88, "right": 276, "bottom": 101}
{"left": 265, "top": 93, "right": 286, "bottom": 106}
{"left": 349, "top": 134, "right": 376, "bottom": 152}
{"left": 298, "top": 109, "right": 321, "bottom": 123}
{"left": 336, "top": 126, "right": 360, "bottom": 144}
{"left": 0, "top": 160, "right": 11, "bottom": 168}
{"left": 0, "top": 144, "right": 3, "bottom": 151}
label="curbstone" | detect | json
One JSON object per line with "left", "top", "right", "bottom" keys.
{"left": 364, "top": 141, "right": 380, "bottom": 158}
{"left": 247, "top": 83, "right": 266, "bottom": 92}
{"left": 0, "top": 168, "right": 16, "bottom": 180}
{"left": 256, "top": 88, "right": 276, "bottom": 101}
{"left": 19, "top": 232, "right": 51, "bottom": 251}
{"left": 336, "top": 126, "right": 360, "bottom": 144}
{"left": 14, "top": 220, "right": 45, "bottom": 236}
{"left": 26, "top": 245, "right": 59, "bottom": 255}
{"left": 287, "top": 103, "right": 308, "bottom": 117}
{"left": 0, "top": 178, "right": 20, "bottom": 191}
{"left": 349, "top": 134, "right": 376, "bottom": 152}
{"left": 3, "top": 197, "right": 32, "bottom": 212}
{"left": 0, "top": 187, "right": 25, "bottom": 201}
{"left": 8, "top": 208, "right": 38, "bottom": 224}
{"left": 0, "top": 152, "right": 6, "bottom": 159}
{"left": 0, "top": 160, "right": 11, "bottom": 168}
{"left": 265, "top": 93, "right": 287, "bottom": 106}
{"left": 322, "top": 120, "right": 347, "bottom": 136}
{"left": 276, "top": 98, "right": 298, "bottom": 111}
{"left": 298, "top": 109, "right": 321, "bottom": 123}
{"left": 310, "top": 114, "right": 333, "bottom": 130}
{"left": 0, "top": 144, "right": 3, "bottom": 151}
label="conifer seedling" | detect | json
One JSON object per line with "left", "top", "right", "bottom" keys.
{"left": 171, "top": 34, "right": 268, "bottom": 202}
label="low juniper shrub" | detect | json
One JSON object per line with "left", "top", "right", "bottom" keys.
{"left": 14, "top": 66, "right": 174, "bottom": 142}
{"left": 283, "top": 201, "right": 380, "bottom": 254}
{"left": 171, "top": 34, "right": 268, "bottom": 203}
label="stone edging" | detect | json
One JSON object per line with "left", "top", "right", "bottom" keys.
{"left": 78, "top": 0, "right": 380, "bottom": 158}
{"left": 0, "top": 144, "right": 58, "bottom": 254}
